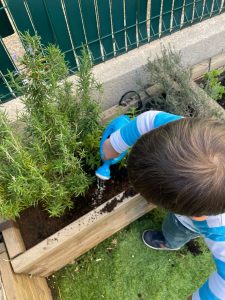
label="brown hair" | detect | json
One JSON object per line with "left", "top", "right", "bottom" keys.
{"left": 127, "top": 117, "right": 225, "bottom": 216}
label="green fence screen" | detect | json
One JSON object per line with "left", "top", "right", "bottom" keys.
{"left": 0, "top": 0, "right": 13, "bottom": 38}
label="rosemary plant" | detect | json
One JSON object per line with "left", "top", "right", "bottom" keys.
{"left": 3, "top": 33, "right": 102, "bottom": 218}
{"left": 0, "top": 111, "right": 52, "bottom": 218}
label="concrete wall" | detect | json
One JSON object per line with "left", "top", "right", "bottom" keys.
{"left": 1, "top": 13, "right": 225, "bottom": 120}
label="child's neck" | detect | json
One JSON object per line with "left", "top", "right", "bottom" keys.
{"left": 191, "top": 216, "right": 208, "bottom": 221}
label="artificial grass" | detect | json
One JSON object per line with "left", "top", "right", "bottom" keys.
{"left": 50, "top": 209, "right": 215, "bottom": 300}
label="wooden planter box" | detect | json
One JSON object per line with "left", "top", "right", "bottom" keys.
{"left": 1, "top": 90, "right": 155, "bottom": 278}
{"left": 2, "top": 78, "right": 225, "bottom": 280}
{"left": 7, "top": 193, "right": 154, "bottom": 277}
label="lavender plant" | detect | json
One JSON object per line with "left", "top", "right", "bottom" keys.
{"left": 144, "top": 47, "right": 206, "bottom": 117}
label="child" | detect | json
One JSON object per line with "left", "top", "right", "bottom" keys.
{"left": 103, "top": 110, "right": 225, "bottom": 300}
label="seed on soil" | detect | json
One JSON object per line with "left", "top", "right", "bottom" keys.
{"left": 100, "top": 186, "right": 136, "bottom": 214}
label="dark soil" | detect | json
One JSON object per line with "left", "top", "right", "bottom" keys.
{"left": 218, "top": 98, "right": 225, "bottom": 109}
{"left": 186, "top": 240, "right": 202, "bottom": 256}
{"left": 100, "top": 186, "right": 136, "bottom": 214}
{"left": 17, "top": 166, "right": 134, "bottom": 249}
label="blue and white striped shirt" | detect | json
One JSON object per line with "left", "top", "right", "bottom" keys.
{"left": 110, "top": 110, "right": 225, "bottom": 300}
{"left": 178, "top": 214, "right": 225, "bottom": 300}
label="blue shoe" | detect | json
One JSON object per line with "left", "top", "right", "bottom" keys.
{"left": 142, "top": 230, "right": 181, "bottom": 251}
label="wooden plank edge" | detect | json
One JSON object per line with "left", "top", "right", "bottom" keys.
{"left": 190, "top": 81, "right": 225, "bottom": 121}
{"left": 11, "top": 193, "right": 155, "bottom": 276}
{"left": 1, "top": 220, "right": 26, "bottom": 259}
{"left": 0, "top": 243, "right": 52, "bottom": 300}
{"left": 191, "top": 51, "right": 225, "bottom": 80}
{"left": 40, "top": 199, "right": 154, "bottom": 277}
{"left": 101, "top": 85, "right": 162, "bottom": 124}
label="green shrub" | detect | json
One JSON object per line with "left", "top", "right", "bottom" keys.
{"left": 0, "top": 111, "right": 52, "bottom": 218}
{"left": 0, "top": 33, "right": 102, "bottom": 218}
{"left": 203, "top": 69, "right": 225, "bottom": 101}
{"left": 144, "top": 47, "right": 207, "bottom": 117}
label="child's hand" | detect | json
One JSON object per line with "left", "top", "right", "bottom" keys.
{"left": 103, "top": 139, "right": 119, "bottom": 160}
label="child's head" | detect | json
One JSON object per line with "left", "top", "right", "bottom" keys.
{"left": 127, "top": 118, "right": 225, "bottom": 216}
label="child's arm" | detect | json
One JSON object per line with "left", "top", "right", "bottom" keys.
{"left": 104, "top": 110, "right": 182, "bottom": 159}
{"left": 192, "top": 234, "right": 225, "bottom": 300}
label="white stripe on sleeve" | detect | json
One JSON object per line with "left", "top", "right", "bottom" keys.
{"left": 110, "top": 129, "right": 129, "bottom": 154}
{"left": 205, "top": 238, "right": 225, "bottom": 262}
{"left": 136, "top": 110, "right": 161, "bottom": 134}
{"left": 110, "top": 110, "right": 161, "bottom": 154}
{"left": 207, "top": 216, "right": 223, "bottom": 228}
